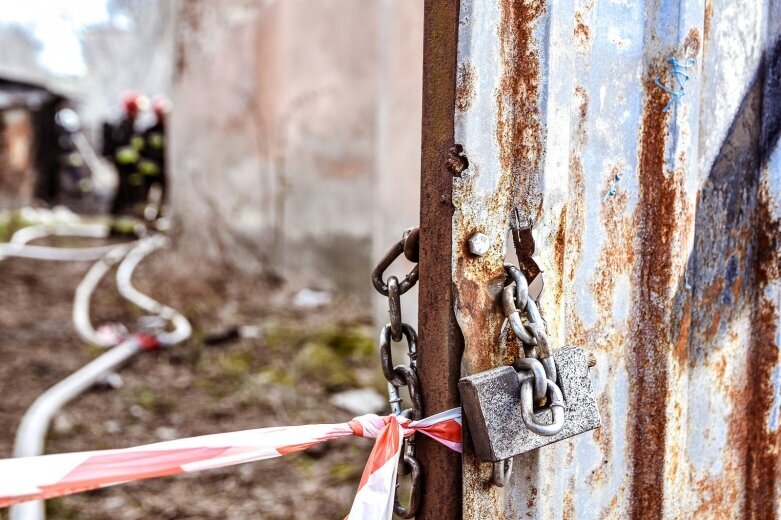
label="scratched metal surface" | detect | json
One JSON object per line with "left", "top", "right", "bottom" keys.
{"left": 451, "top": 0, "right": 781, "bottom": 518}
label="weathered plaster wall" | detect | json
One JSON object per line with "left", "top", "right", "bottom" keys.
{"left": 171, "top": 0, "right": 423, "bottom": 300}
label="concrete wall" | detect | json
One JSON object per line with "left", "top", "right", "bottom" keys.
{"left": 170, "top": 0, "right": 423, "bottom": 301}
{"left": 373, "top": 0, "right": 423, "bottom": 324}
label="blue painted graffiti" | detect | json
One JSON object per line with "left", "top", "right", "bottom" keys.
{"left": 603, "top": 170, "right": 625, "bottom": 200}
{"left": 654, "top": 56, "right": 696, "bottom": 113}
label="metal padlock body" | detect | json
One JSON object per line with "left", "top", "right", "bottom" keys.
{"left": 459, "top": 347, "right": 601, "bottom": 462}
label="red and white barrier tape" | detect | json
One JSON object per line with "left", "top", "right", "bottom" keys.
{"left": 0, "top": 408, "right": 462, "bottom": 519}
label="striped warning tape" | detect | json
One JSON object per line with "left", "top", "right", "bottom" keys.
{"left": 0, "top": 408, "right": 462, "bottom": 520}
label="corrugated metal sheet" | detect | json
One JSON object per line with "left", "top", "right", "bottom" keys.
{"left": 451, "top": 0, "right": 781, "bottom": 517}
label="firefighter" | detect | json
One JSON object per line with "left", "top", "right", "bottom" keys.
{"left": 138, "top": 96, "right": 169, "bottom": 220}
{"left": 104, "top": 92, "right": 148, "bottom": 216}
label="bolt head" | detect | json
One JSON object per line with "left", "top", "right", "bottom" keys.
{"left": 468, "top": 232, "right": 491, "bottom": 256}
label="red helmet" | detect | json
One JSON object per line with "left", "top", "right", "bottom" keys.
{"left": 152, "top": 96, "right": 171, "bottom": 119}
{"left": 121, "top": 92, "right": 149, "bottom": 117}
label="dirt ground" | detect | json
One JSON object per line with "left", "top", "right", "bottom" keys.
{"left": 0, "top": 235, "right": 386, "bottom": 519}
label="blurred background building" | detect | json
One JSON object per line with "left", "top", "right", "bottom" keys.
{"left": 0, "top": 74, "right": 65, "bottom": 207}
{"left": 0, "top": 0, "right": 422, "bottom": 305}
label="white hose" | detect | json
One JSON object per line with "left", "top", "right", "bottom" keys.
{"left": 115, "top": 236, "right": 192, "bottom": 346}
{"left": 10, "top": 338, "right": 143, "bottom": 520}
{"left": 10, "top": 223, "right": 110, "bottom": 245}
{"left": 0, "top": 242, "right": 127, "bottom": 262}
{"left": 0, "top": 223, "right": 123, "bottom": 262}
{"left": 11, "top": 234, "right": 191, "bottom": 520}
{"left": 72, "top": 243, "right": 135, "bottom": 347}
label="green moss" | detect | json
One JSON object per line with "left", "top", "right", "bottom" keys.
{"left": 0, "top": 211, "right": 34, "bottom": 242}
{"left": 317, "top": 326, "right": 374, "bottom": 361}
{"left": 257, "top": 366, "right": 295, "bottom": 386}
{"left": 294, "top": 342, "right": 357, "bottom": 391}
{"left": 194, "top": 376, "right": 245, "bottom": 399}
{"left": 83, "top": 343, "right": 106, "bottom": 359}
{"left": 265, "top": 323, "right": 374, "bottom": 362}
{"left": 136, "top": 387, "right": 178, "bottom": 413}
{"left": 110, "top": 217, "right": 139, "bottom": 235}
{"left": 218, "top": 349, "right": 254, "bottom": 375}
{"left": 264, "top": 323, "right": 310, "bottom": 352}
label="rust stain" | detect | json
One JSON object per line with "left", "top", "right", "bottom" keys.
{"left": 574, "top": 11, "right": 591, "bottom": 52}
{"left": 564, "top": 85, "right": 588, "bottom": 352}
{"left": 700, "top": 278, "right": 724, "bottom": 307}
{"left": 456, "top": 0, "right": 547, "bottom": 372}
{"left": 703, "top": 0, "right": 713, "bottom": 42}
{"left": 731, "top": 274, "right": 744, "bottom": 305}
{"left": 742, "top": 189, "right": 780, "bottom": 518}
{"left": 496, "top": 0, "right": 546, "bottom": 223}
{"left": 702, "top": 309, "right": 721, "bottom": 341}
{"left": 457, "top": 2, "right": 548, "bottom": 517}
{"left": 626, "top": 60, "right": 685, "bottom": 520}
{"left": 562, "top": 486, "right": 575, "bottom": 520}
{"left": 693, "top": 474, "right": 738, "bottom": 518}
{"left": 601, "top": 492, "right": 622, "bottom": 519}
{"left": 673, "top": 298, "right": 691, "bottom": 363}
{"left": 696, "top": 237, "right": 779, "bottom": 519}
{"left": 552, "top": 205, "right": 568, "bottom": 308}
{"left": 754, "top": 187, "right": 780, "bottom": 287}
{"left": 588, "top": 391, "right": 613, "bottom": 488}
{"left": 683, "top": 28, "right": 701, "bottom": 58}
{"left": 527, "top": 484, "right": 538, "bottom": 510}
{"left": 687, "top": 57, "right": 775, "bottom": 517}
{"left": 742, "top": 301, "right": 779, "bottom": 518}
{"left": 456, "top": 61, "right": 477, "bottom": 113}
{"left": 456, "top": 274, "right": 508, "bottom": 373}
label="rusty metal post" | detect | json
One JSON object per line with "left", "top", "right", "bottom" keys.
{"left": 416, "top": 0, "right": 463, "bottom": 518}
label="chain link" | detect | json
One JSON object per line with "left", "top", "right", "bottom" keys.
{"left": 372, "top": 227, "right": 422, "bottom": 519}
{"left": 502, "top": 263, "right": 563, "bottom": 436}
{"left": 387, "top": 276, "right": 403, "bottom": 342}
{"left": 371, "top": 231, "right": 420, "bottom": 296}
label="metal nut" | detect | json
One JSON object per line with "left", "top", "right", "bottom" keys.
{"left": 467, "top": 232, "right": 491, "bottom": 256}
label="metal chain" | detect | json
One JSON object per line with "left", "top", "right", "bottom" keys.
{"left": 372, "top": 227, "right": 422, "bottom": 519}
{"left": 502, "top": 263, "right": 564, "bottom": 435}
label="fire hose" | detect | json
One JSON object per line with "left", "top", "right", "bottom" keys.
{"left": 0, "top": 222, "right": 130, "bottom": 262}
{"left": 10, "top": 234, "right": 190, "bottom": 520}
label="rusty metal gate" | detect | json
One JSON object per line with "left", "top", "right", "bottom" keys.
{"left": 416, "top": 0, "right": 781, "bottom": 518}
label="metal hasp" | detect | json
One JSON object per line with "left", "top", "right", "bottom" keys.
{"left": 459, "top": 347, "right": 601, "bottom": 462}
{"left": 450, "top": 0, "right": 558, "bottom": 516}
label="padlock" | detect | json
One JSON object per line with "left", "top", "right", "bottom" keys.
{"left": 459, "top": 347, "right": 601, "bottom": 462}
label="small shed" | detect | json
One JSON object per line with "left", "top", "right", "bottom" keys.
{"left": 0, "top": 73, "right": 66, "bottom": 208}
